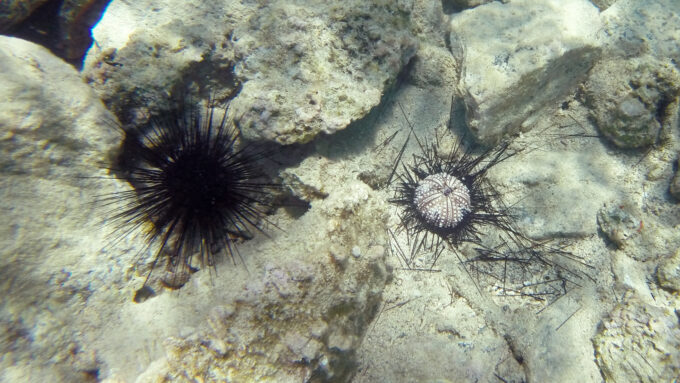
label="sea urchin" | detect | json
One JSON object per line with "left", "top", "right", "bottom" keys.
{"left": 391, "top": 134, "right": 517, "bottom": 257}
{"left": 388, "top": 120, "right": 592, "bottom": 302}
{"left": 101, "top": 96, "right": 278, "bottom": 288}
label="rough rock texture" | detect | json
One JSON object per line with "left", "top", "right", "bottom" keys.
{"left": 657, "top": 248, "right": 680, "bottom": 292}
{"left": 354, "top": 269, "right": 526, "bottom": 383}
{"left": 597, "top": 202, "right": 680, "bottom": 261}
{"left": 670, "top": 156, "right": 680, "bottom": 200}
{"left": 594, "top": 292, "right": 680, "bottom": 383}
{"left": 442, "top": 0, "right": 496, "bottom": 13}
{"left": 0, "top": 0, "right": 49, "bottom": 33}
{"left": 90, "top": 174, "right": 392, "bottom": 383}
{"left": 4, "top": 0, "right": 110, "bottom": 66}
{"left": 1, "top": 34, "right": 392, "bottom": 382}
{"left": 449, "top": 0, "right": 601, "bottom": 144}
{"left": 583, "top": 56, "right": 680, "bottom": 148}
{"left": 407, "top": 0, "right": 460, "bottom": 89}
{"left": 494, "top": 146, "right": 618, "bottom": 239}
{"left": 0, "top": 35, "right": 121, "bottom": 381}
{"left": 135, "top": 181, "right": 390, "bottom": 382}
{"left": 590, "top": 0, "right": 617, "bottom": 11}
{"left": 83, "top": 0, "right": 417, "bottom": 145}
{"left": 598, "top": 0, "right": 680, "bottom": 61}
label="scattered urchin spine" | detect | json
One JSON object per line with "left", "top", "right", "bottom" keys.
{"left": 391, "top": 137, "right": 516, "bottom": 250}
{"left": 388, "top": 120, "right": 592, "bottom": 302}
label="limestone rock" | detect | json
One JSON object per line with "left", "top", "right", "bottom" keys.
{"left": 449, "top": 0, "right": 601, "bottom": 144}
{"left": 408, "top": 43, "right": 460, "bottom": 88}
{"left": 0, "top": 35, "right": 121, "bottom": 381}
{"left": 590, "top": 0, "right": 617, "bottom": 11}
{"left": 596, "top": 202, "right": 679, "bottom": 262}
{"left": 594, "top": 292, "right": 680, "bottom": 382}
{"left": 83, "top": 0, "right": 417, "bottom": 145}
{"left": 136, "top": 181, "right": 390, "bottom": 382}
{"left": 442, "top": 0, "right": 496, "bottom": 13}
{"left": 657, "top": 248, "right": 680, "bottom": 292}
{"left": 598, "top": 0, "right": 680, "bottom": 61}
{"left": 492, "top": 149, "right": 617, "bottom": 239}
{"left": 583, "top": 56, "right": 680, "bottom": 148}
{"left": 0, "top": 0, "right": 49, "bottom": 33}
{"left": 1, "top": 33, "right": 393, "bottom": 383}
{"left": 671, "top": 156, "right": 680, "bottom": 200}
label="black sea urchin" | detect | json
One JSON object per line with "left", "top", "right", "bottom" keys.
{"left": 101, "top": 96, "right": 278, "bottom": 288}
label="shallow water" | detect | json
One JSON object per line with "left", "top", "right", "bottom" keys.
{"left": 1, "top": 0, "right": 679, "bottom": 382}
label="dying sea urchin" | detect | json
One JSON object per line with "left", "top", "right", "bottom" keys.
{"left": 389, "top": 123, "right": 592, "bottom": 302}
{"left": 390, "top": 134, "right": 517, "bottom": 261}
{"left": 101, "top": 96, "right": 279, "bottom": 287}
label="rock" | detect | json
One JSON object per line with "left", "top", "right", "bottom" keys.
{"left": 492, "top": 149, "right": 617, "bottom": 239}
{"left": 280, "top": 156, "right": 332, "bottom": 202}
{"left": 442, "top": 0, "right": 496, "bottom": 13}
{"left": 407, "top": 0, "right": 460, "bottom": 88}
{"left": 0, "top": 0, "right": 49, "bottom": 33}
{"left": 593, "top": 292, "right": 680, "bottom": 383}
{"left": 449, "top": 0, "right": 601, "bottom": 144}
{"left": 582, "top": 56, "right": 680, "bottom": 148}
{"left": 657, "top": 248, "right": 680, "bottom": 292}
{"left": 596, "top": 202, "right": 680, "bottom": 262}
{"left": 598, "top": 0, "right": 680, "bottom": 61}
{"left": 670, "top": 156, "right": 680, "bottom": 200}
{"left": 55, "top": 0, "right": 112, "bottom": 65}
{"left": 83, "top": 0, "right": 417, "bottom": 145}
{"left": 2, "top": 0, "right": 110, "bottom": 67}
{"left": 590, "top": 0, "right": 617, "bottom": 11}
{"left": 0, "top": 36, "right": 118, "bottom": 174}
{"left": 0, "top": 35, "right": 120, "bottom": 381}
{"left": 408, "top": 43, "right": 460, "bottom": 88}
{"left": 1, "top": 33, "right": 392, "bottom": 382}
{"left": 597, "top": 203, "right": 639, "bottom": 250}
{"left": 137, "top": 180, "right": 390, "bottom": 382}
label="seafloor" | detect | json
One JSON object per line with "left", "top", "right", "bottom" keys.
{"left": 1, "top": 0, "right": 679, "bottom": 382}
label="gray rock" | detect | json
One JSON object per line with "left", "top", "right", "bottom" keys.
{"left": 590, "top": 0, "right": 617, "bottom": 11}
{"left": 83, "top": 0, "right": 417, "bottom": 145}
{"left": 137, "top": 181, "right": 390, "bottom": 382}
{"left": 597, "top": 202, "right": 679, "bottom": 262}
{"left": 0, "top": 35, "right": 121, "bottom": 381}
{"left": 583, "top": 56, "right": 680, "bottom": 148}
{"left": 492, "top": 149, "right": 617, "bottom": 239}
{"left": 594, "top": 292, "right": 680, "bottom": 383}
{"left": 597, "top": 203, "right": 640, "bottom": 250}
{"left": 658, "top": 248, "right": 680, "bottom": 292}
{"left": 0, "top": 0, "right": 49, "bottom": 33}
{"left": 669, "top": 156, "right": 680, "bottom": 201}
{"left": 2, "top": 33, "right": 393, "bottom": 382}
{"left": 449, "top": 0, "right": 601, "bottom": 144}
{"left": 598, "top": 0, "right": 680, "bottom": 61}
{"left": 442, "top": 0, "right": 496, "bottom": 13}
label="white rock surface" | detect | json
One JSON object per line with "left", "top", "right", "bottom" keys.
{"left": 83, "top": 0, "right": 417, "bottom": 145}
{"left": 598, "top": 0, "right": 680, "bottom": 61}
{"left": 0, "top": 35, "right": 122, "bottom": 381}
{"left": 449, "top": 0, "right": 601, "bottom": 144}
{"left": 594, "top": 291, "right": 680, "bottom": 382}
